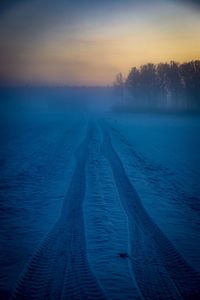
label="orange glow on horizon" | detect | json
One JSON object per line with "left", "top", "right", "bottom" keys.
{"left": 0, "top": 1, "right": 199, "bottom": 85}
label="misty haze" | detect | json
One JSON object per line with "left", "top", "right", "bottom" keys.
{"left": 0, "top": 1, "right": 200, "bottom": 300}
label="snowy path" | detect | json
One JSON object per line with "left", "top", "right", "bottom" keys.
{"left": 10, "top": 118, "right": 200, "bottom": 300}
{"left": 12, "top": 123, "right": 106, "bottom": 300}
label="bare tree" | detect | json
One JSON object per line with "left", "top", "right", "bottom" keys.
{"left": 123, "top": 60, "right": 200, "bottom": 109}
{"left": 114, "top": 73, "right": 124, "bottom": 103}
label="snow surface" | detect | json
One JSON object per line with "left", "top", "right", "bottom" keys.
{"left": 0, "top": 90, "right": 200, "bottom": 299}
{"left": 0, "top": 109, "right": 87, "bottom": 294}
{"left": 107, "top": 113, "right": 200, "bottom": 272}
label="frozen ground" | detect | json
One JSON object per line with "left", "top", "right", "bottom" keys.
{"left": 107, "top": 113, "right": 200, "bottom": 273}
{"left": 0, "top": 92, "right": 200, "bottom": 299}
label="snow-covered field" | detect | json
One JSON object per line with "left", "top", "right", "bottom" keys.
{"left": 0, "top": 92, "right": 200, "bottom": 299}
{"left": 107, "top": 113, "right": 200, "bottom": 273}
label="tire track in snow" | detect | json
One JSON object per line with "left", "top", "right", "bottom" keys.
{"left": 0, "top": 122, "right": 86, "bottom": 294}
{"left": 101, "top": 124, "right": 200, "bottom": 300}
{"left": 11, "top": 123, "right": 106, "bottom": 300}
{"left": 84, "top": 123, "right": 143, "bottom": 300}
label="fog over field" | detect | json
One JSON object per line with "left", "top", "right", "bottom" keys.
{"left": 0, "top": 88, "right": 200, "bottom": 299}
{"left": 0, "top": 0, "right": 200, "bottom": 299}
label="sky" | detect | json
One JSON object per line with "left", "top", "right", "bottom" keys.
{"left": 0, "top": 0, "right": 199, "bottom": 86}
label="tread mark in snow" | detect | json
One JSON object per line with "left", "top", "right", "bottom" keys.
{"left": 11, "top": 124, "right": 106, "bottom": 300}
{"left": 102, "top": 125, "right": 200, "bottom": 300}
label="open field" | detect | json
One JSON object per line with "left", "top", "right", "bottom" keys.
{"left": 0, "top": 93, "right": 200, "bottom": 299}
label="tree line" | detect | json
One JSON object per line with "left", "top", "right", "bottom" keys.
{"left": 114, "top": 61, "right": 200, "bottom": 109}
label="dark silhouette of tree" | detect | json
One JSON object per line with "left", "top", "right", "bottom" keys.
{"left": 126, "top": 67, "right": 141, "bottom": 104}
{"left": 139, "top": 63, "right": 159, "bottom": 106}
{"left": 114, "top": 73, "right": 124, "bottom": 102}
{"left": 123, "top": 60, "right": 200, "bottom": 109}
{"left": 157, "top": 63, "right": 169, "bottom": 106}
{"left": 179, "top": 60, "right": 200, "bottom": 108}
